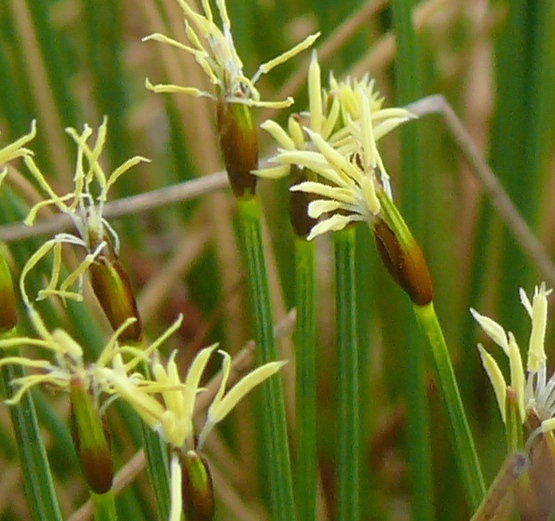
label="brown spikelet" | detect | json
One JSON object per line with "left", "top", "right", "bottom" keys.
{"left": 180, "top": 450, "right": 215, "bottom": 521}
{"left": 70, "top": 379, "right": 113, "bottom": 494}
{"left": 373, "top": 218, "right": 433, "bottom": 306}
{"left": 216, "top": 100, "right": 258, "bottom": 198}
{"left": 88, "top": 241, "right": 143, "bottom": 343}
{"left": 289, "top": 166, "right": 318, "bottom": 238}
{"left": 0, "top": 254, "right": 17, "bottom": 333}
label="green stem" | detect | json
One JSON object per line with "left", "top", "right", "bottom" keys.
{"left": 294, "top": 237, "right": 317, "bottom": 521}
{"left": 91, "top": 490, "right": 118, "bottom": 521}
{"left": 139, "top": 358, "right": 170, "bottom": 520}
{"left": 141, "top": 416, "right": 170, "bottom": 519}
{"left": 334, "top": 227, "right": 359, "bottom": 521}
{"left": 0, "top": 329, "right": 63, "bottom": 521}
{"left": 236, "top": 197, "right": 296, "bottom": 521}
{"left": 412, "top": 302, "right": 485, "bottom": 510}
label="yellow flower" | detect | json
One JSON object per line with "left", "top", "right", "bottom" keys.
{"left": 0, "top": 305, "right": 182, "bottom": 407}
{"left": 100, "top": 343, "right": 285, "bottom": 449}
{"left": 472, "top": 283, "right": 555, "bottom": 434}
{"left": 0, "top": 121, "right": 36, "bottom": 182}
{"left": 256, "top": 52, "right": 414, "bottom": 240}
{"left": 143, "top": 0, "right": 318, "bottom": 108}
{"left": 0, "top": 121, "right": 38, "bottom": 331}
{"left": 20, "top": 117, "right": 148, "bottom": 304}
{"left": 99, "top": 342, "right": 285, "bottom": 521}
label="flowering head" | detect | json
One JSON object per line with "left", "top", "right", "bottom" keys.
{"left": 257, "top": 52, "right": 415, "bottom": 239}
{"left": 143, "top": 0, "right": 318, "bottom": 109}
{"left": 472, "top": 283, "right": 555, "bottom": 441}
{"left": 101, "top": 341, "right": 284, "bottom": 521}
{"left": 20, "top": 118, "right": 146, "bottom": 340}
{"left": 0, "top": 304, "right": 144, "bottom": 406}
{"left": 0, "top": 121, "right": 36, "bottom": 181}
{"left": 0, "top": 122, "right": 37, "bottom": 331}
{"left": 101, "top": 342, "right": 285, "bottom": 450}
{"left": 143, "top": 0, "right": 317, "bottom": 197}
{"left": 24, "top": 117, "right": 147, "bottom": 250}
{"left": 0, "top": 312, "right": 121, "bottom": 493}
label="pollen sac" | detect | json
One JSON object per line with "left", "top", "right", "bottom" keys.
{"left": 216, "top": 100, "right": 258, "bottom": 198}
{"left": 88, "top": 241, "right": 143, "bottom": 343}
{"left": 289, "top": 166, "right": 318, "bottom": 238}
{"left": 0, "top": 254, "right": 17, "bottom": 333}
{"left": 373, "top": 217, "right": 433, "bottom": 306}
{"left": 69, "top": 379, "right": 113, "bottom": 494}
{"left": 180, "top": 450, "right": 215, "bottom": 521}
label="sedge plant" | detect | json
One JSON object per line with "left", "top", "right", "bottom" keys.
{"left": 142, "top": 2, "right": 318, "bottom": 520}
{"left": 2, "top": 1, "right": 554, "bottom": 520}
{"left": 258, "top": 50, "right": 485, "bottom": 515}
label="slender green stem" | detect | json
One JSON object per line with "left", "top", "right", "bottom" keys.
{"left": 334, "top": 227, "right": 359, "bottom": 521}
{"left": 91, "top": 490, "right": 118, "bottom": 521}
{"left": 0, "top": 329, "right": 63, "bottom": 521}
{"left": 138, "top": 358, "right": 170, "bottom": 520}
{"left": 412, "top": 302, "right": 485, "bottom": 510}
{"left": 236, "top": 197, "right": 296, "bottom": 521}
{"left": 141, "top": 413, "right": 170, "bottom": 519}
{"left": 294, "top": 237, "right": 317, "bottom": 521}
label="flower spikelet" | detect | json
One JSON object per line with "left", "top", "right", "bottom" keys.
{"left": 0, "top": 121, "right": 36, "bottom": 181}
{"left": 257, "top": 52, "right": 415, "bottom": 240}
{"left": 0, "top": 122, "right": 37, "bottom": 331}
{"left": 0, "top": 305, "right": 146, "bottom": 406}
{"left": 472, "top": 283, "right": 555, "bottom": 434}
{"left": 143, "top": 0, "right": 318, "bottom": 108}
{"left": 21, "top": 118, "right": 147, "bottom": 340}
{"left": 100, "top": 341, "right": 284, "bottom": 521}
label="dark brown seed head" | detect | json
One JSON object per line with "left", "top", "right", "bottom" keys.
{"left": 216, "top": 100, "right": 258, "bottom": 198}
{"left": 289, "top": 166, "right": 319, "bottom": 238}
{"left": 0, "top": 253, "right": 17, "bottom": 333}
{"left": 180, "top": 450, "right": 215, "bottom": 521}
{"left": 88, "top": 241, "right": 143, "bottom": 343}
{"left": 69, "top": 379, "right": 113, "bottom": 494}
{"left": 373, "top": 217, "right": 433, "bottom": 306}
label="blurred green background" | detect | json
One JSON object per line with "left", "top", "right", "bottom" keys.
{"left": 0, "top": 0, "right": 554, "bottom": 519}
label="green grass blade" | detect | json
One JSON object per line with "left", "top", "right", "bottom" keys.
{"left": 294, "top": 236, "right": 317, "bottom": 521}
{"left": 0, "top": 329, "right": 63, "bottom": 521}
{"left": 236, "top": 196, "right": 296, "bottom": 521}
{"left": 413, "top": 302, "right": 485, "bottom": 511}
{"left": 334, "top": 227, "right": 359, "bottom": 521}
{"left": 139, "top": 360, "right": 170, "bottom": 520}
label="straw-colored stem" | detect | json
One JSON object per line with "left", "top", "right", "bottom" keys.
{"left": 334, "top": 227, "right": 359, "bottom": 521}
{"left": 412, "top": 302, "right": 485, "bottom": 510}
{"left": 236, "top": 197, "right": 296, "bottom": 521}
{"left": 470, "top": 452, "right": 527, "bottom": 521}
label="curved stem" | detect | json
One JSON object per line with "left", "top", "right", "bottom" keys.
{"left": 413, "top": 302, "right": 485, "bottom": 510}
